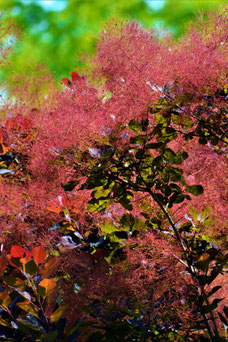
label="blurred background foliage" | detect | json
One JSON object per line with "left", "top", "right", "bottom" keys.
{"left": 0, "top": 0, "right": 226, "bottom": 81}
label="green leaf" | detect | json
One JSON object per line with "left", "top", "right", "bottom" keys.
{"left": 93, "top": 186, "right": 112, "bottom": 200}
{"left": 120, "top": 213, "right": 135, "bottom": 231}
{"left": 170, "top": 193, "right": 186, "bottom": 204}
{"left": 50, "top": 305, "right": 68, "bottom": 323}
{"left": 155, "top": 112, "right": 170, "bottom": 125}
{"left": 207, "top": 286, "right": 222, "bottom": 298}
{"left": 186, "top": 185, "right": 204, "bottom": 196}
{"left": 83, "top": 177, "right": 106, "bottom": 190}
{"left": 16, "top": 302, "right": 39, "bottom": 317}
{"left": 3, "top": 276, "right": 25, "bottom": 290}
{"left": 130, "top": 135, "right": 148, "bottom": 145}
{"left": 218, "top": 312, "right": 228, "bottom": 327}
{"left": 173, "top": 151, "right": 188, "bottom": 165}
{"left": 224, "top": 306, "right": 228, "bottom": 319}
{"left": 163, "top": 148, "right": 176, "bottom": 163}
{"left": 37, "top": 279, "right": 56, "bottom": 298}
{"left": 113, "top": 231, "right": 128, "bottom": 240}
{"left": 195, "top": 253, "right": 210, "bottom": 271}
{"left": 145, "top": 142, "right": 163, "bottom": 149}
{"left": 169, "top": 183, "right": 181, "bottom": 193}
{"left": 152, "top": 156, "right": 163, "bottom": 167}
{"left": 201, "top": 298, "right": 224, "bottom": 314}
{"left": 184, "top": 132, "right": 194, "bottom": 141}
{"left": 62, "top": 181, "right": 78, "bottom": 191}
{"left": 210, "top": 135, "right": 219, "bottom": 146}
{"left": 206, "top": 265, "right": 224, "bottom": 285}
{"left": 100, "top": 222, "right": 117, "bottom": 235}
{"left": 128, "top": 119, "right": 142, "bottom": 133}
{"left": 87, "top": 198, "right": 109, "bottom": 212}
{"left": 25, "top": 260, "right": 38, "bottom": 276}
{"left": 118, "top": 196, "right": 133, "bottom": 211}
{"left": 167, "top": 166, "right": 182, "bottom": 181}
{"left": 179, "top": 222, "right": 192, "bottom": 233}
{"left": 17, "top": 317, "right": 46, "bottom": 335}
{"left": 188, "top": 206, "right": 198, "bottom": 220}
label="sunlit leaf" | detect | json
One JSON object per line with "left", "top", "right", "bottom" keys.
{"left": 3, "top": 276, "right": 25, "bottom": 291}
{"left": 10, "top": 246, "right": 27, "bottom": 258}
{"left": 46, "top": 205, "right": 62, "bottom": 214}
{"left": 0, "top": 292, "right": 11, "bottom": 308}
{"left": 100, "top": 222, "right": 117, "bottom": 235}
{"left": 7, "top": 254, "right": 22, "bottom": 268}
{"left": 16, "top": 302, "right": 39, "bottom": 317}
{"left": 50, "top": 305, "right": 68, "bottom": 323}
{"left": 30, "top": 246, "right": 46, "bottom": 265}
{"left": 195, "top": 253, "right": 210, "bottom": 271}
{"left": 37, "top": 279, "right": 56, "bottom": 298}
{"left": 41, "top": 257, "right": 59, "bottom": 278}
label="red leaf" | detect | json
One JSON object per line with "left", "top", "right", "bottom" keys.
{"left": 0, "top": 143, "right": 8, "bottom": 155}
{"left": 47, "top": 205, "right": 62, "bottom": 214}
{"left": 10, "top": 246, "right": 26, "bottom": 258}
{"left": 30, "top": 246, "right": 46, "bottom": 265}
{"left": 61, "top": 78, "right": 72, "bottom": 87}
{"left": 71, "top": 72, "right": 81, "bottom": 83}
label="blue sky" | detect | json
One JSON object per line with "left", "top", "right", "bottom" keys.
{"left": 20, "top": 0, "right": 166, "bottom": 12}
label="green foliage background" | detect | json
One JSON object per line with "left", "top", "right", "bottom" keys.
{"left": 1, "top": 0, "right": 226, "bottom": 80}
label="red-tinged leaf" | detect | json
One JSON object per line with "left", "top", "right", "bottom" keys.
{"left": 30, "top": 246, "right": 46, "bottom": 265}
{"left": 37, "top": 279, "right": 56, "bottom": 298}
{"left": 7, "top": 254, "right": 22, "bottom": 269}
{"left": 3, "top": 276, "right": 25, "bottom": 291}
{"left": 61, "top": 77, "right": 72, "bottom": 87}
{"left": 47, "top": 205, "right": 62, "bottom": 214}
{"left": 61, "top": 196, "right": 68, "bottom": 207}
{"left": 41, "top": 257, "right": 59, "bottom": 278}
{"left": 71, "top": 72, "right": 80, "bottom": 83}
{"left": 0, "top": 257, "right": 7, "bottom": 276}
{"left": 0, "top": 143, "right": 8, "bottom": 155}
{"left": 10, "top": 246, "right": 26, "bottom": 258}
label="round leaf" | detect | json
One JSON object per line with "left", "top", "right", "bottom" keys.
{"left": 30, "top": 246, "right": 46, "bottom": 265}
{"left": 37, "top": 279, "right": 56, "bottom": 298}
{"left": 10, "top": 246, "right": 26, "bottom": 258}
{"left": 186, "top": 185, "right": 204, "bottom": 196}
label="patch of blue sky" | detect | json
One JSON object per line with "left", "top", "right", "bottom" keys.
{"left": 0, "top": 89, "right": 8, "bottom": 107}
{"left": 145, "top": 0, "right": 166, "bottom": 12}
{"left": 19, "top": 0, "right": 68, "bottom": 12}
